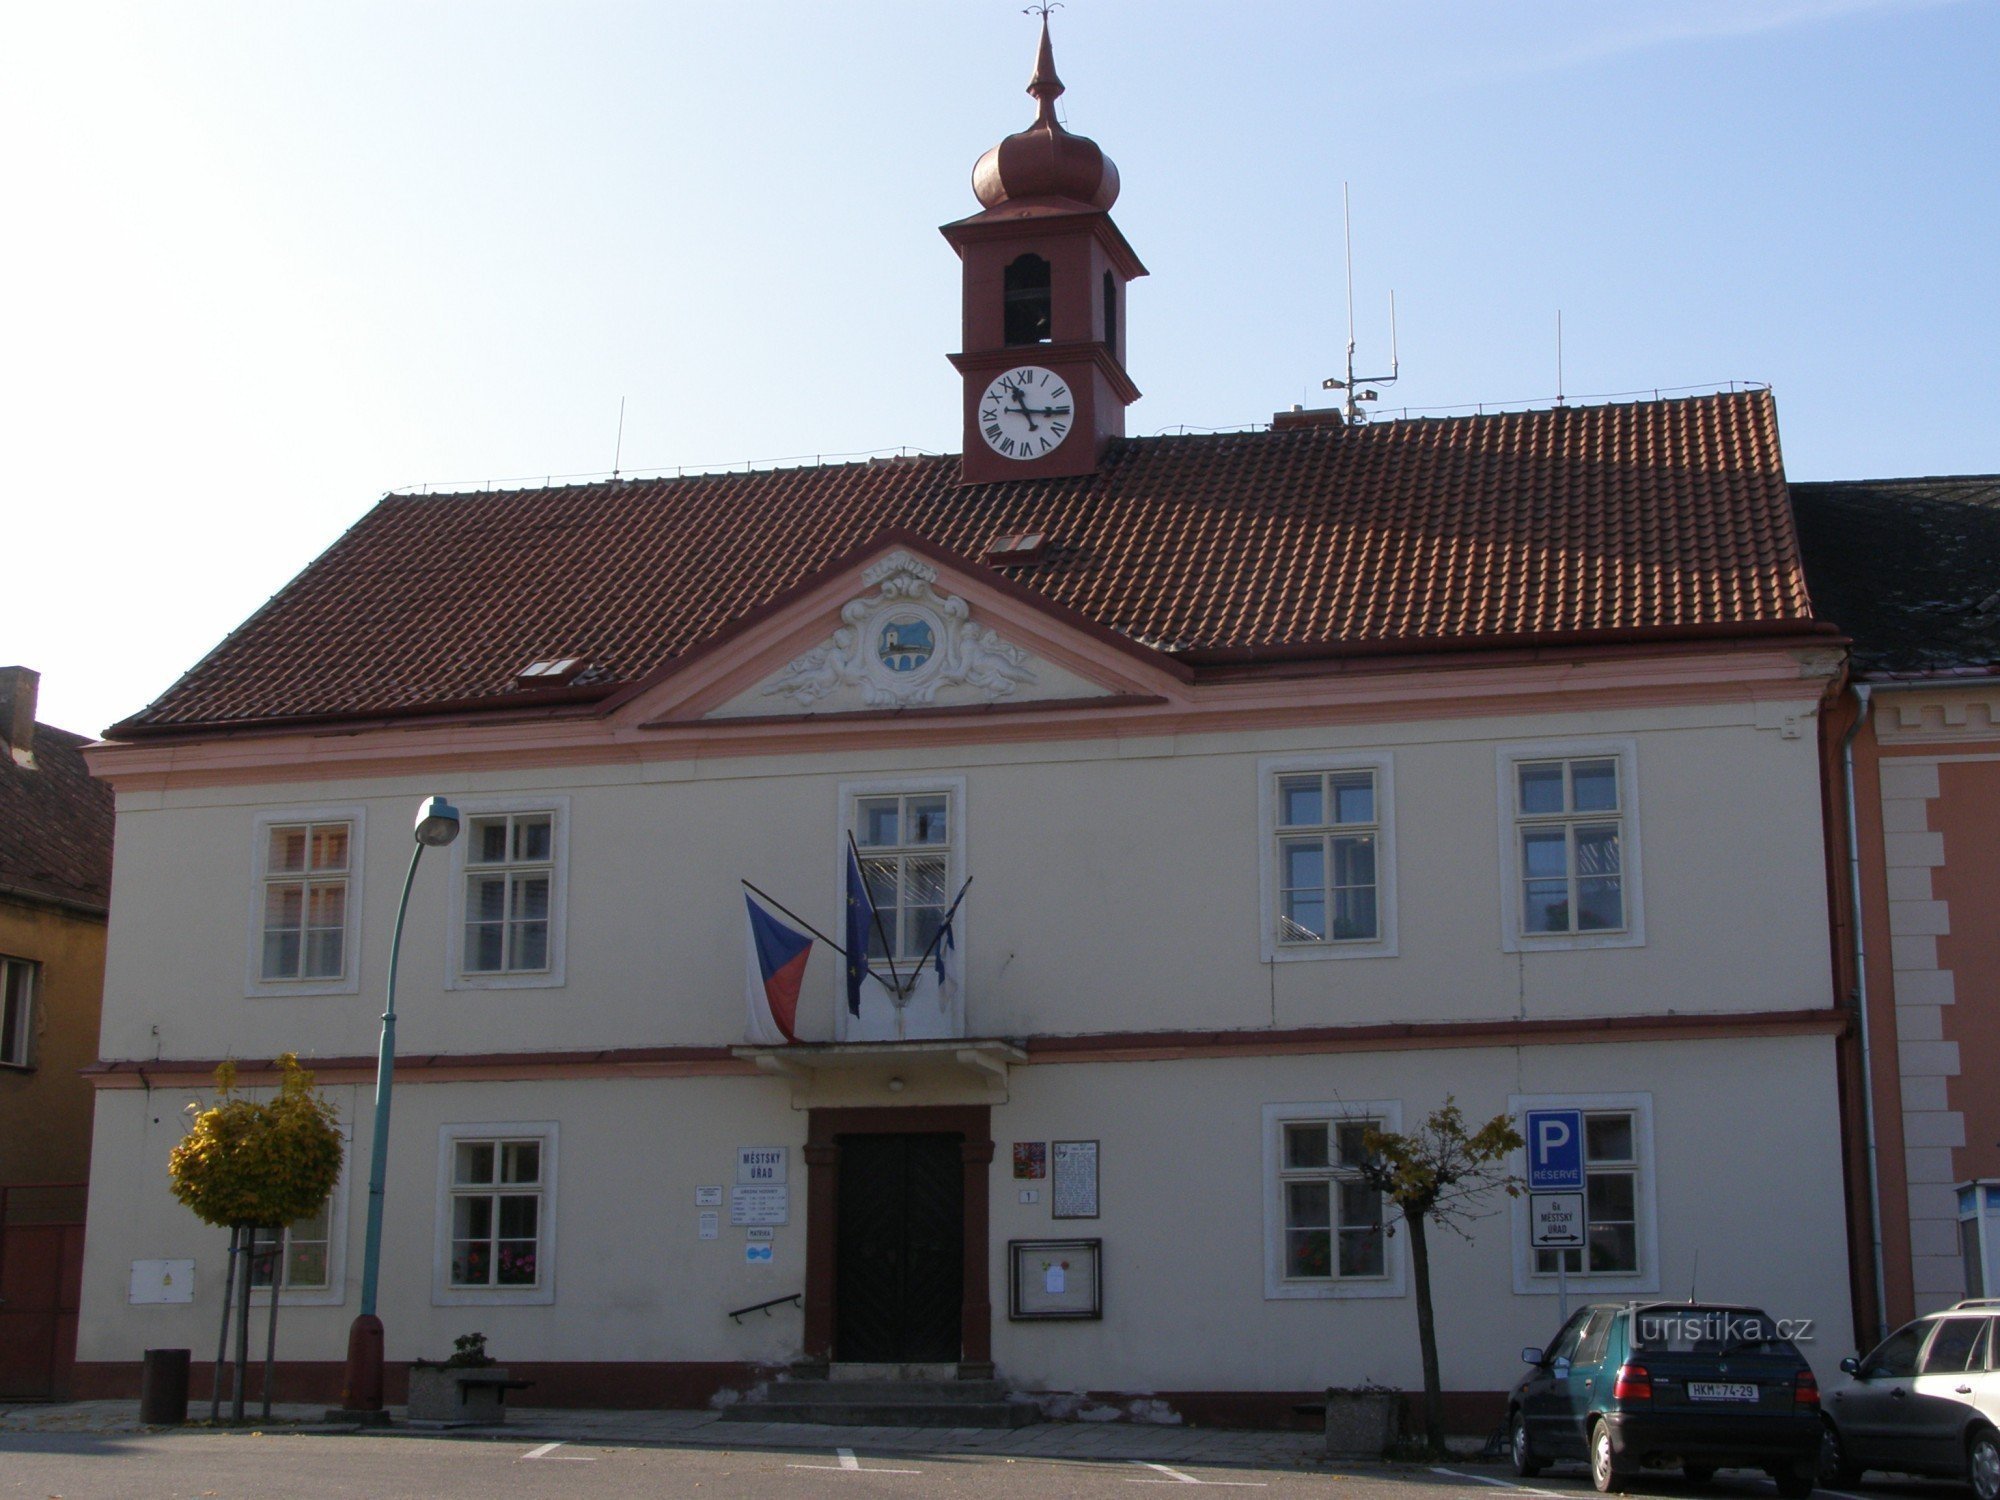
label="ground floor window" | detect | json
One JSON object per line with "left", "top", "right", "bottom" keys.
{"left": 1513, "top": 1093, "right": 1654, "bottom": 1292}
{"left": 1262, "top": 1100, "right": 1403, "bottom": 1299}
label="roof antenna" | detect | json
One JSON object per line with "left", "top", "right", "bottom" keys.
{"left": 1321, "top": 183, "right": 1400, "bottom": 424}
{"left": 612, "top": 396, "right": 627, "bottom": 480}
{"left": 1556, "top": 311, "right": 1565, "bottom": 406}
{"left": 1688, "top": 1248, "right": 1699, "bottom": 1304}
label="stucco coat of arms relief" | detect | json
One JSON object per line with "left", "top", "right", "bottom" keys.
{"left": 763, "top": 552, "right": 1037, "bottom": 708}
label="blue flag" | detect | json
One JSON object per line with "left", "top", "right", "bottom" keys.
{"left": 843, "top": 845, "right": 874, "bottom": 1016}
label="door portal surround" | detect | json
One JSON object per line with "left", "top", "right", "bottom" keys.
{"left": 803, "top": 1105, "right": 994, "bottom": 1374}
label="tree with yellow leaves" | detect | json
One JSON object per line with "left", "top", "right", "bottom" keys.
{"left": 1356, "top": 1099, "right": 1525, "bottom": 1452}
{"left": 169, "top": 1053, "right": 343, "bottom": 1419}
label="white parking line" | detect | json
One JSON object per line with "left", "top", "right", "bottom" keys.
{"left": 1429, "top": 1465, "right": 1564, "bottom": 1497}
{"left": 1125, "top": 1461, "right": 1267, "bottom": 1487}
{"left": 787, "top": 1447, "right": 921, "bottom": 1475}
{"left": 522, "top": 1441, "right": 596, "bottom": 1461}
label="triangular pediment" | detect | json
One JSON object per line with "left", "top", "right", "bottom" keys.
{"left": 612, "top": 533, "right": 1188, "bottom": 730}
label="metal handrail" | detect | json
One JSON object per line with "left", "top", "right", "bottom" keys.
{"left": 727, "top": 1292, "right": 802, "bottom": 1323}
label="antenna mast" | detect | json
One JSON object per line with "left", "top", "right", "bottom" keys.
{"left": 1322, "top": 183, "right": 1400, "bottom": 423}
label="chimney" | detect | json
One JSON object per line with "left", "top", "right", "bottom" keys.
{"left": 1271, "top": 406, "right": 1346, "bottom": 430}
{"left": 0, "top": 665, "right": 40, "bottom": 762}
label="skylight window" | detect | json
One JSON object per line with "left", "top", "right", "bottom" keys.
{"left": 515, "top": 658, "right": 584, "bottom": 683}
{"left": 984, "top": 532, "right": 1049, "bottom": 564}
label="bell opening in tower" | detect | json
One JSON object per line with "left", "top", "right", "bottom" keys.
{"left": 1003, "top": 254, "right": 1052, "bottom": 345}
{"left": 1102, "top": 269, "right": 1118, "bottom": 358}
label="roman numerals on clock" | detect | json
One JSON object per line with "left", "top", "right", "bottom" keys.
{"left": 977, "top": 365, "right": 1074, "bottom": 461}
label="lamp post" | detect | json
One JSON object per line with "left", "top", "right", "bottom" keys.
{"left": 339, "top": 795, "right": 460, "bottom": 1420}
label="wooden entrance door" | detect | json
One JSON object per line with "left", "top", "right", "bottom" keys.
{"left": 835, "top": 1133, "right": 964, "bottom": 1362}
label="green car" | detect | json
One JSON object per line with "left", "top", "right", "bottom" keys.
{"left": 1508, "top": 1302, "right": 1822, "bottom": 1495}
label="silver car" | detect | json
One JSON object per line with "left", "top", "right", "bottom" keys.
{"left": 1821, "top": 1298, "right": 2000, "bottom": 1500}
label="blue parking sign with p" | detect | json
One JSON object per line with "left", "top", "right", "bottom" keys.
{"left": 1526, "top": 1109, "right": 1585, "bottom": 1191}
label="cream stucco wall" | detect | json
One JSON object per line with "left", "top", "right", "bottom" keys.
{"left": 79, "top": 1032, "right": 1851, "bottom": 1395}
{"left": 96, "top": 696, "right": 1832, "bottom": 1065}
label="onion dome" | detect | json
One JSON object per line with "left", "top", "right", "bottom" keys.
{"left": 971, "top": 13, "right": 1120, "bottom": 212}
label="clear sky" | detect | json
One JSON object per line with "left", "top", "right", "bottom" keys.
{"left": 4, "top": 0, "right": 1994, "bottom": 735}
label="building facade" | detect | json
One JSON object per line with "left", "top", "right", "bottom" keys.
{"left": 77, "top": 28, "right": 1858, "bottom": 1426}
{"left": 0, "top": 665, "right": 114, "bottom": 1398}
{"left": 1794, "top": 476, "right": 2000, "bottom": 1339}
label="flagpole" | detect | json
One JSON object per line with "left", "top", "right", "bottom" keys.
{"left": 847, "top": 831, "right": 907, "bottom": 996}
{"left": 741, "top": 880, "right": 850, "bottom": 958}
{"left": 909, "top": 876, "right": 974, "bottom": 976}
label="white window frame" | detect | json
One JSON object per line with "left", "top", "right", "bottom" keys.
{"left": 835, "top": 775, "right": 967, "bottom": 1031}
{"left": 249, "top": 1161, "right": 350, "bottom": 1308}
{"left": 1, "top": 955, "right": 37, "bottom": 1069}
{"left": 1508, "top": 1091, "right": 1659, "bottom": 1296}
{"left": 245, "top": 806, "right": 367, "bottom": 998}
{"left": 1495, "top": 739, "right": 1644, "bottom": 952}
{"left": 1262, "top": 1099, "right": 1405, "bottom": 1300}
{"left": 432, "top": 1120, "right": 559, "bottom": 1307}
{"left": 1259, "top": 753, "right": 1397, "bottom": 962}
{"left": 444, "top": 796, "right": 570, "bottom": 991}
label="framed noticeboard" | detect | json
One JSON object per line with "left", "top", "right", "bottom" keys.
{"left": 1051, "top": 1139, "right": 1099, "bottom": 1219}
{"left": 1009, "top": 1238, "right": 1102, "bottom": 1320}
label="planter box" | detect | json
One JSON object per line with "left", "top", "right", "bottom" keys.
{"left": 1323, "top": 1390, "right": 1400, "bottom": 1459}
{"left": 407, "top": 1365, "right": 510, "bottom": 1426}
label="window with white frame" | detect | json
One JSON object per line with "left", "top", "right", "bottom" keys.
{"left": 463, "top": 812, "right": 555, "bottom": 975}
{"left": 1263, "top": 1100, "right": 1403, "bottom": 1298}
{"left": 1496, "top": 742, "right": 1641, "bottom": 951}
{"left": 1275, "top": 770, "right": 1381, "bottom": 944}
{"left": 1, "top": 955, "right": 36, "bottom": 1068}
{"left": 853, "top": 791, "right": 951, "bottom": 965}
{"left": 1280, "top": 1117, "right": 1386, "bottom": 1280}
{"left": 260, "top": 820, "right": 353, "bottom": 981}
{"left": 1260, "top": 755, "right": 1396, "bottom": 961}
{"left": 448, "top": 1136, "right": 547, "bottom": 1289}
{"left": 1515, "top": 758, "right": 1624, "bottom": 935}
{"left": 250, "top": 1199, "right": 333, "bottom": 1293}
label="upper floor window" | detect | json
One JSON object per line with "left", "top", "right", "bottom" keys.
{"left": 1003, "top": 254, "right": 1052, "bottom": 345}
{"left": 854, "top": 792, "right": 951, "bottom": 965}
{"left": 1260, "top": 754, "right": 1396, "bottom": 962}
{"left": 1, "top": 955, "right": 36, "bottom": 1068}
{"left": 445, "top": 797, "right": 569, "bottom": 991}
{"left": 1276, "top": 770, "right": 1380, "bottom": 944}
{"left": 464, "top": 813, "right": 554, "bottom": 974}
{"left": 247, "top": 809, "right": 366, "bottom": 995}
{"left": 1496, "top": 741, "right": 1643, "bottom": 952}
{"left": 261, "top": 820, "right": 350, "bottom": 980}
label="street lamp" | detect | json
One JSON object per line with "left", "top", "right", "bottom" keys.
{"left": 339, "top": 795, "right": 460, "bottom": 1420}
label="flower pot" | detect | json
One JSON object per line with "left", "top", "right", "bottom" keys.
{"left": 1323, "top": 1389, "right": 1400, "bottom": 1459}
{"left": 407, "top": 1364, "right": 509, "bottom": 1426}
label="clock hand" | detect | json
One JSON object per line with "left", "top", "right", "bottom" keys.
{"left": 1008, "top": 383, "right": 1040, "bottom": 432}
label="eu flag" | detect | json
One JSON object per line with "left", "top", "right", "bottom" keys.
{"left": 844, "top": 845, "right": 874, "bottom": 1016}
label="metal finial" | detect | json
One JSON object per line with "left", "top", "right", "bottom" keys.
{"left": 1023, "top": 2, "right": 1065, "bottom": 124}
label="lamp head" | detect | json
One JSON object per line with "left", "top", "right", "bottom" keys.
{"left": 413, "top": 796, "right": 461, "bottom": 847}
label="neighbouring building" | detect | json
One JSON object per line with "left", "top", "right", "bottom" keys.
{"left": 76, "top": 23, "right": 1858, "bottom": 1425}
{"left": 1793, "top": 475, "right": 2000, "bottom": 1339}
{"left": 0, "top": 665, "right": 114, "bottom": 1398}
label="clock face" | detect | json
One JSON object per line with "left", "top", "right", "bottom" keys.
{"left": 978, "top": 366, "right": 1073, "bottom": 460}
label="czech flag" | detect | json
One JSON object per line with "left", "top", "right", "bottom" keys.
{"left": 744, "top": 893, "right": 810, "bottom": 1044}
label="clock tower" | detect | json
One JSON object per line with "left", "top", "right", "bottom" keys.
{"left": 944, "top": 13, "right": 1146, "bottom": 486}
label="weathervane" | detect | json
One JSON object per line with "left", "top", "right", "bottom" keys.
{"left": 1023, "top": 2, "right": 1063, "bottom": 18}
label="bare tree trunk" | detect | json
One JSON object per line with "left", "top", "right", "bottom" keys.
{"left": 1406, "top": 1206, "right": 1445, "bottom": 1451}
{"left": 210, "top": 1225, "right": 239, "bottom": 1422}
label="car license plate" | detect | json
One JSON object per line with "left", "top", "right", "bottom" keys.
{"left": 1688, "top": 1382, "right": 1759, "bottom": 1402}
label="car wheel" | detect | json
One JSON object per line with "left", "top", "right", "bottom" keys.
{"left": 1511, "top": 1410, "right": 1544, "bottom": 1479}
{"left": 1771, "top": 1460, "right": 1816, "bottom": 1499}
{"left": 1682, "top": 1463, "right": 1716, "bottom": 1486}
{"left": 1819, "top": 1418, "right": 1862, "bottom": 1486}
{"left": 1969, "top": 1426, "right": 2000, "bottom": 1500}
{"left": 1591, "top": 1420, "right": 1628, "bottom": 1494}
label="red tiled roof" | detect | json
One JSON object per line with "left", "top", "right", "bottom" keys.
{"left": 1, "top": 722, "right": 115, "bottom": 910}
{"left": 116, "top": 390, "right": 1815, "bottom": 736}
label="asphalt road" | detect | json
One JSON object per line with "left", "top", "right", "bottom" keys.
{"left": 0, "top": 1431, "right": 1977, "bottom": 1500}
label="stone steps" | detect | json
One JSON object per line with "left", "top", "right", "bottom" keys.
{"left": 720, "top": 1375, "right": 1037, "bottom": 1428}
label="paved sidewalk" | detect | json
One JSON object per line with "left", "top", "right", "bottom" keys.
{"left": 0, "top": 1398, "right": 1426, "bottom": 1469}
